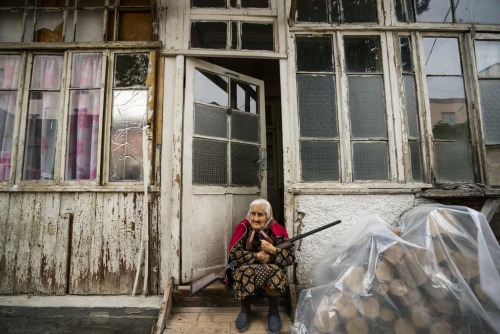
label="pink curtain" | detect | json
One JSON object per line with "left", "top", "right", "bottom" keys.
{"left": 0, "top": 55, "right": 20, "bottom": 180}
{"left": 66, "top": 53, "right": 102, "bottom": 180}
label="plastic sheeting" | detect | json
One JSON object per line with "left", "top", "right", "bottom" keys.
{"left": 292, "top": 204, "right": 500, "bottom": 334}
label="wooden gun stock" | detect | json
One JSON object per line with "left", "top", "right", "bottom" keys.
{"left": 189, "top": 220, "right": 341, "bottom": 296}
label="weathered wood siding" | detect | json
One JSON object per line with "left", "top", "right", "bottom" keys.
{"left": 0, "top": 192, "right": 159, "bottom": 295}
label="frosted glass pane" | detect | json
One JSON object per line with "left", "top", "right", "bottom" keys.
{"left": 193, "top": 138, "right": 227, "bottom": 185}
{"left": 475, "top": 41, "right": 500, "bottom": 78}
{"left": 0, "top": 11, "right": 23, "bottom": 42}
{"left": 230, "top": 80, "right": 258, "bottom": 113}
{"left": 296, "top": 36, "right": 334, "bottom": 72}
{"left": 194, "top": 69, "right": 228, "bottom": 107}
{"left": 423, "top": 38, "right": 462, "bottom": 75}
{"left": 403, "top": 75, "right": 420, "bottom": 138}
{"left": 479, "top": 80, "right": 500, "bottom": 144}
{"left": 434, "top": 142, "right": 474, "bottom": 183}
{"left": 416, "top": 0, "right": 452, "bottom": 23}
{"left": 231, "top": 111, "right": 258, "bottom": 143}
{"left": 409, "top": 140, "right": 423, "bottom": 182}
{"left": 455, "top": 0, "right": 500, "bottom": 24}
{"left": 297, "top": 75, "right": 337, "bottom": 138}
{"left": 352, "top": 142, "right": 389, "bottom": 181}
{"left": 194, "top": 103, "right": 227, "bottom": 138}
{"left": 348, "top": 76, "right": 387, "bottom": 138}
{"left": 231, "top": 142, "right": 259, "bottom": 186}
{"left": 485, "top": 145, "right": 500, "bottom": 186}
{"left": 300, "top": 141, "right": 339, "bottom": 181}
{"left": 75, "top": 10, "right": 104, "bottom": 41}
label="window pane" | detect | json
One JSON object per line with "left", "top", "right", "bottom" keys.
{"left": 409, "top": 140, "right": 423, "bottom": 182}
{"left": 231, "top": 142, "right": 259, "bottom": 186}
{"left": 231, "top": 80, "right": 258, "bottom": 113}
{"left": 194, "top": 103, "right": 227, "bottom": 138}
{"left": 191, "top": 21, "right": 227, "bottom": 49}
{"left": 400, "top": 37, "right": 413, "bottom": 73}
{"left": 71, "top": 53, "right": 103, "bottom": 88}
{"left": 344, "top": 37, "right": 383, "bottom": 73}
{"left": 427, "top": 76, "right": 468, "bottom": 140}
{"left": 120, "top": 0, "right": 149, "bottom": 5}
{"left": 31, "top": 55, "right": 63, "bottom": 90}
{"left": 297, "top": 74, "right": 338, "bottom": 137}
{"left": 403, "top": 75, "right": 419, "bottom": 138}
{"left": 34, "top": 10, "right": 64, "bottom": 42}
{"left": 118, "top": 11, "right": 152, "bottom": 41}
{"left": 0, "top": 92, "right": 17, "bottom": 180}
{"left": 193, "top": 138, "right": 227, "bottom": 185}
{"left": 231, "top": 111, "right": 259, "bottom": 143}
{"left": 109, "top": 90, "right": 147, "bottom": 181}
{"left": 66, "top": 90, "right": 100, "bottom": 180}
{"left": 300, "top": 141, "right": 339, "bottom": 181}
{"left": 352, "top": 142, "right": 389, "bottom": 181}
{"left": 416, "top": 0, "right": 452, "bottom": 23}
{"left": 296, "top": 36, "right": 333, "bottom": 72}
{"left": 296, "top": 0, "right": 328, "bottom": 23}
{"left": 24, "top": 10, "right": 35, "bottom": 42}
{"left": 64, "top": 10, "right": 74, "bottom": 42}
{"left": 24, "top": 91, "right": 60, "bottom": 180}
{"left": 0, "top": 11, "right": 24, "bottom": 42}
{"left": 475, "top": 41, "right": 500, "bottom": 78}
{"left": 114, "top": 53, "right": 149, "bottom": 88}
{"left": 194, "top": 69, "right": 228, "bottom": 107}
{"left": 241, "top": 23, "right": 273, "bottom": 51}
{"left": 434, "top": 142, "right": 473, "bottom": 183}
{"left": 0, "top": 0, "right": 23, "bottom": 7}
{"left": 342, "top": 0, "right": 377, "bottom": 23}
{"left": 454, "top": 0, "right": 500, "bottom": 24}
{"left": 192, "top": 0, "right": 226, "bottom": 8}
{"left": 75, "top": 9, "right": 104, "bottom": 41}
{"left": 79, "top": 0, "right": 106, "bottom": 6}
{"left": 485, "top": 145, "right": 500, "bottom": 185}
{"left": 348, "top": 76, "right": 387, "bottom": 138}
{"left": 0, "top": 55, "right": 21, "bottom": 88}
{"left": 479, "top": 80, "right": 500, "bottom": 145}
{"left": 423, "top": 38, "right": 462, "bottom": 75}
{"left": 241, "top": 0, "right": 269, "bottom": 8}
{"left": 231, "top": 21, "right": 238, "bottom": 50}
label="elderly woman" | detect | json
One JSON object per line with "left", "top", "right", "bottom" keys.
{"left": 226, "top": 198, "right": 295, "bottom": 333}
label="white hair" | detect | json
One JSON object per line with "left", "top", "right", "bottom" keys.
{"left": 247, "top": 198, "right": 273, "bottom": 223}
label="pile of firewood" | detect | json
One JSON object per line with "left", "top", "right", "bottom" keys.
{"left": 300, "top": 208, "right": 498, "bottom": 334}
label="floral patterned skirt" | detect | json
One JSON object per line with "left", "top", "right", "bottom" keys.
{"left": 231, "top": 263, "right": 287, "bottom": 300}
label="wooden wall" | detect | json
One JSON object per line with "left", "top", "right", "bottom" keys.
{"left": 0, "top": 192, "right": 160, "bottom": 295}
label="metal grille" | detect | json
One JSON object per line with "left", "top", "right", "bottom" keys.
{"left": 300, "top": 140, "right": 339, "bottom": 181}
{"left": 297, "top": 74, "right": 338, "bottom": 138}
{"left": 403, "top": 75, "right": 420, "bottom": 138}
{"left": 352, "top": 142, "right": 389, "bottom": 181}
{"left": 231, "top": 111, "right": 259, "bottom": 143}
{"left": 193, "top": 138, "right": 227, "bottom": 185}
{"left": 231, "top": 142, "right": 259, "bottom": 186}
{"left": 435, "top": 142, "right": 474, "bottom": 183}
{"left": 479, "top": 79, "right": 500, "bottom": 144}
{"left": 348, "top": 76, "right": 387, "bottom": 138}
{"left": 194, "top": 103, "right": 227, "bottom": 138}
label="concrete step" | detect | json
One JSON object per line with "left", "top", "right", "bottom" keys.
{"left": 0, "top": 295, "right": 162, "bottom": 334}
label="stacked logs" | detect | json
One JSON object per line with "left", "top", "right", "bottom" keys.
{"left": 306, "top": 212, "right": 497, "bottom": 334}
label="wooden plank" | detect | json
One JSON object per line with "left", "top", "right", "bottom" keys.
{"left": 119, "top": 192, "right": 141, "bottom": 294}
{"left": 89, "top": 192, "right": 105, "bottom": 294}
{"left": 39, "top": 193, "right": 61, "bottom": 294}
{"left": 0, "top": 193, "right": 10, "bottom": 290}
{"left": 149, "top": 195, "right": 160, "bottom": 294}
{"left": 481, "top": 198, "right": 500, "bottom": 222}
{"left": 101, "top": 193, "right": 121, "bottom": 294}
{"left": 0, "top": 193, "right": 17, "bottom": 294}
{"left": 14, "top": 193, "right": 36, "bottom": 293}
{"left": 54, "top": 212, "right": 70, "bottom": 295}
{"left": 153, "top": 276, "right": 174, "bottom": 334}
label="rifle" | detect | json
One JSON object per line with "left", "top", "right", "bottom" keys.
{"left": 189, "top": 219, "right": 342, "bottom": 295}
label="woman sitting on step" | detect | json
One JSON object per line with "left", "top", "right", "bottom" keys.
{"left": 226, "top": 198, "right": 295, "bottom": 333}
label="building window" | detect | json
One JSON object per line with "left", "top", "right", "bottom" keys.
{"left": 191, "top": 0, "right": 270, "bottom": 9}
{"left": 296, "top": 0, "right": 378, "bottom": 23}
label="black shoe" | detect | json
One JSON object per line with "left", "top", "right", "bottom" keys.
{"left": 267, "top": 313, "right": 281, "bottom": 334}
{"left": 235, "top": 311, "right": 251, "bottom": 332}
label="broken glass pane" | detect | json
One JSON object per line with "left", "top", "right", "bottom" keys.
{"left": 454, "top": 0, "right": 500, "bottom": 24}
{"left": 191, "top": 0, "right": 226, "bottom": 8}
{"left": 427, "top": 76, "right": 468, "bottom": 140}
{"left": 194, "top": 69, "right": 228, "bottom": 107}
{"left": 342, "top": 0, "right": 377, "bottom": 23}
{"left": 352, "top": 142, "right": 389, "bottom": 181}
{"left": 403, "top": 75, "right": 419, "bottom": 138}
{"left": 423, "top": 38, "right": 462, "bottom": 75}
{"left": 109, "top": 90, "right": 147, "bottom": 181}
{"left": 194, "top": 103, "right": 228, "bottom": 138}
{"left": 416, "top": 0, "right": 452, "bottom": 23}
{"left": 409, "top": 140, "right": 423, "bottom": 181}
{"left": 193, "top": 138, "right": 227, "bottom": 185}
{"left": 231, "top": 142, "right": 259, "bottom": 186}
{"left": 344, "top": 37, "right": 382, "bottom": 73}
{"left": 241, "top": 0, "right": 269, "bottom": 8}
{"left": 230, "top": 80, "right": 258, "bottom": 113}
{"left": 114, "top": 53, "right": 149, "bottom": 87}
{"left": 485, "top": 145, "right": 500, "bottom": 185}
{"left": 296, "top": 0, "right": 328, "bottom": 23}
{"left": 479, "top": 80, "right": 500, "bottom": 144}
{"left": 475, "top": 41, "right": 500, "bottom": 78}
{"left": 400, "top": 37, "right": 413, "bottom": 73}
{"left": 297, "top": 74, "right": 338, "bottom": 137}
{"left": 241, "top": 23, "right": 273, "bottom": 51}
{"left": 118, "top": 11, "right": 152, "bottom": 41}
{"left": 296, "top": 36, "right": 333, "bottom": 72}
{"left": 348, "top": 76, "right": 387, "bottom": 138}
{"left": 0, "top": 11, "right": 24, "bottom": 42}
{"left": 300, "top": 140, "right": 339, "bottom": 181}
{"left": 34, "top": 10, "right": 64, "bottom": 42}
{"left": 191, "top": 21, "right": 227, "bottom": 49}
{"left": 434, "top": 141, "right": 473, "bottom": 182}
{"left": 75, "top": 9, "right": 104, "bottom": 41}
{"left": 231, "top": 111, "right": 259, "bottom": 143}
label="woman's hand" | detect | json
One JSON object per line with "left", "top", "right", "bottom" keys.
{"left": 261, "top": 239, "right": 277, "bottom": 255}
{"left": 256, "top": 251, "right": 272, "bottom": 263}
